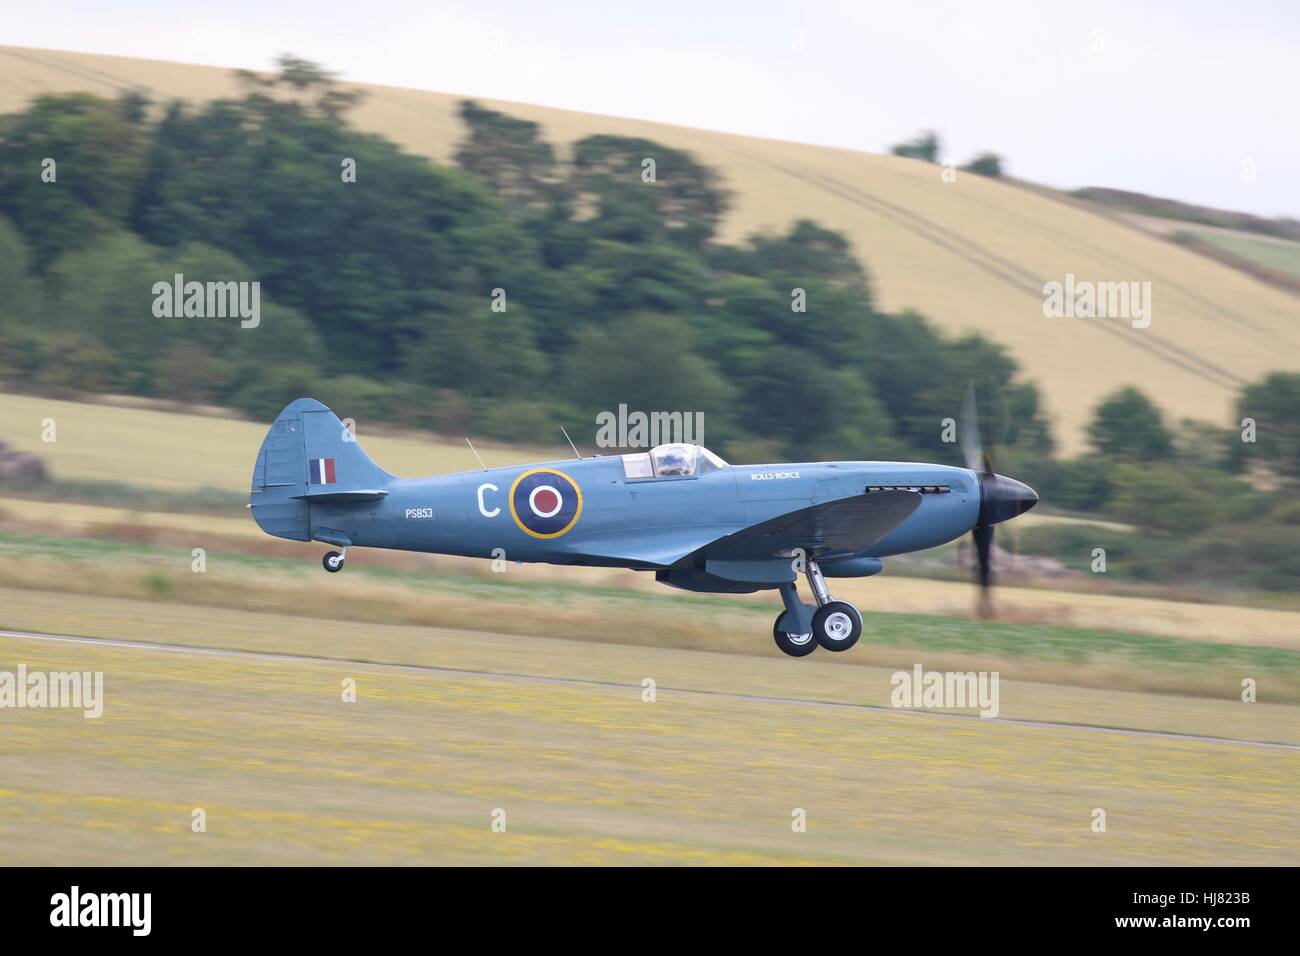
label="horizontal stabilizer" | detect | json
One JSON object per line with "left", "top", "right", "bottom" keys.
{"left": 292, "top": 488, "right": 390, "bottom": 503}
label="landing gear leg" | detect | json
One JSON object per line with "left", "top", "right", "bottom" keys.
{"left": 805, "top": 558, "right": 863, "bottom": 652}
{"left": 772, "top": 582, "right": 817, "bottom": 657}
{"left": 805, "top": 558, "right": 832, "bottom": 607}
{"left": 322, "top": 547, "right": 348, "bottom": 573}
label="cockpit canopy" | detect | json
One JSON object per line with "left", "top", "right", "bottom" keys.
{"left": 622, "top": 444, "right": 728, "bottom": 480}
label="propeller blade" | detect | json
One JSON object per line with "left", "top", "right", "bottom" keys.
{"left": 973, "top": 521, "right": 993, "bottom": 590}
{"left": 961, "top": 382, "right": 1019, "bottom": 621}
{"left": 959, "top": 386, "right": 986, "bottom": 474}
{"left": 973, "top": 520, "right": 994, "bottom": 619}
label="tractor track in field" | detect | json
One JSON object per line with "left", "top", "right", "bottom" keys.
{"left": 903, "top": 168, "right": 1300, "bottom": 357}
{"left": 789, "top": 160, "right": 1248, "bottom": 390}
{"left": 3, "top": 627, "right": 1297, "bottom": 752}
{"left": 965, "top": 199, "right": 1298, "bottom": 358}
{"left": 732, "top": 148, "right": 1251, "bottom": 391}
{"left": 0, "top": 47, "right": 140, "bottom": 96}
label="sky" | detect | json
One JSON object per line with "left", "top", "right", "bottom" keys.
{"left": 7, "top": 0, "right": 1298, "bottom": 217}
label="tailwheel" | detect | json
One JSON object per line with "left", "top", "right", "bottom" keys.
{"left": 812, "top": 601, "right": 862, "bottom": 651}
{"left": 322, "top": 550, "right": 346, "bottom": 573}
{"left": 773, "top": 611, "right": 818, "bottom": 657}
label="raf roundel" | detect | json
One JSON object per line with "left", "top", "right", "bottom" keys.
{"left": 509, "top": 468, "right": 583, "bottom": 538}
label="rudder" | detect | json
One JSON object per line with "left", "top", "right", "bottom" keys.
{"left": 250, "top": 397, "right": 394, "bottom": 542}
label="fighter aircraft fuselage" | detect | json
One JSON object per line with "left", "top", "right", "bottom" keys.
{"left": 251, "top": 398, "right": 1037, "bottom": 656}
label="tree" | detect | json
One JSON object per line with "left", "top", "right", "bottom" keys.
{"left": 1106, "top": 462, "right": 1255, "bottom": 534}
{"left": 398, "top": 296, "right": 546, "bottom": 400}
{"left": 960, "top": 152, "right": 1003, "bottom": 177}
{"left": 860, "top": 310, "right": 1052, "bottom": 463}
{"left": 570, "top": 135, "right": 729, "bottom": 247}
{"left": 890, "top": 130, "right": 940, "bottom": 163}
{"left": 0, "top": 216, "right": 44, "bottom": 382}
{"left": 741, "top": 345, "right": 898, "bottom": 461}
{"left": 1235, "top": 372, "right": 1300, "bottom": 478}
{"left": 1172, "top": 418, "right": 1235, "bottom": 470}
{"left": 723, "top": 219, "right": 868, "bottom": 292}
{"left": 234, "top": 54, "right": 365, "bottom": 120}
{"left": 562, "top": 313, "right": 735, "bottom": 447}
{"left": 578, "top": 237, "right": 711, "bottom": 318}
{"left": 130, "top": 96, "right": 512, "bottom": 373}
{"left": 454, "top": 100, "right": 560, "bottom": 208}
{"left": 0, "top": 93, "right": 150, "bottom": 262}
{"left": 1087, "top": 386, "right": 1174, "bottom": 460}
{"left": 40, "top": 230, "right": 168, "bottom": 394}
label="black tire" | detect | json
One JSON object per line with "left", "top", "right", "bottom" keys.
{"left": 812, "top": 601, "right": 862, "bottom": 651}
{"left": 322, "top": 550, "right": 345, "bottom": 573}
{"left": 773, "top": 611, "right": 818, "bottom": 657}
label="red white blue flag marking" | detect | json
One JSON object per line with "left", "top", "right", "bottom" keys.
{"left": 309, "top": 457, "right": 336, "bottom": 484}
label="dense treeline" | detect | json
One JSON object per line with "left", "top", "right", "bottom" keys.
{"left": 0, "top": 60, "right": 1296, "bottom": 591}
{"left": 0, "top": 63, "right": 1050, "bottom": 467}
{"left": 1017, "top": 377, "right": 1300, "bottom": 592}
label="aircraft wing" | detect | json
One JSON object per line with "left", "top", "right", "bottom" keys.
{"left": 686, "top": 489, "right": 922, "bottom": 564}
{"left": 559, "top": 524, "right": 742, "bottom": 569}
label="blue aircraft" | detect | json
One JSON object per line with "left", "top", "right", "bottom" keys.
{"left": 250, "top": 397, "right": 1038, "bottom": 656}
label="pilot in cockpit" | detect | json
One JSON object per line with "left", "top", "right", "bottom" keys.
{"left": 654, "top": 444, "right": 693, "bottom": 476}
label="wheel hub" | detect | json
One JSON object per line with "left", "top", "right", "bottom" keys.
{"left": 823, "top": 611, "right": 852, "bottom": 641}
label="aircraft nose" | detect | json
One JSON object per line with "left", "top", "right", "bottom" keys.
{"left": 979, "top": 473, "right": 1039, "bottom": 525}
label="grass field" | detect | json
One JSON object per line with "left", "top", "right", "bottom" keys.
{"left": 3, "top": 46, "right": 1299, "bottom": 452}
{"left": 3, "top": 530, "right": 1300, "bottom": 704}
{"left": 5, "top": 483, "right": 1300, "bottom": 652}
{"left": 1190, "top": 229, "right": 1300, "bottom": 281}
{"left": 2, "top": 590, "right": 1297, "bottom": 865}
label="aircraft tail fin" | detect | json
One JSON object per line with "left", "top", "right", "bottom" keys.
{"left": 249, "top": 397, "right": 395, "bottom": 541}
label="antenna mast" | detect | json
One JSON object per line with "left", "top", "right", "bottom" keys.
{"left": 464, "top": 438, "right": 487, "bottom": 471}
{"left": 561, "top": 426, "right": 583, "bottom": 460}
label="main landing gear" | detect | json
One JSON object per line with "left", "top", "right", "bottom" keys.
{"left": 772, "top": 557, "right": 863, "bottom": 657}
{"left": 322, "top": 548, "right": 348, "bottom": 572}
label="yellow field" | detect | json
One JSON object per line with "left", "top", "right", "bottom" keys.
{"left": 1, "top": 590, "right": 1296, "bottom": 865}
{"left": 0, "top": 392, "right": 560, "bottom": 491}
{"left": 3, "top": 46, "right": 1298, "bottom": 452}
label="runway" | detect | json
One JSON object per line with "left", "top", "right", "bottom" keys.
{"left": 4, "top": 628, "right": 1297, "bottom": 752}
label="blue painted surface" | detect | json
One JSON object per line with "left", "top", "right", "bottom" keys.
{"left": 251, "top": 398, "right": 991, "bottom": 588}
